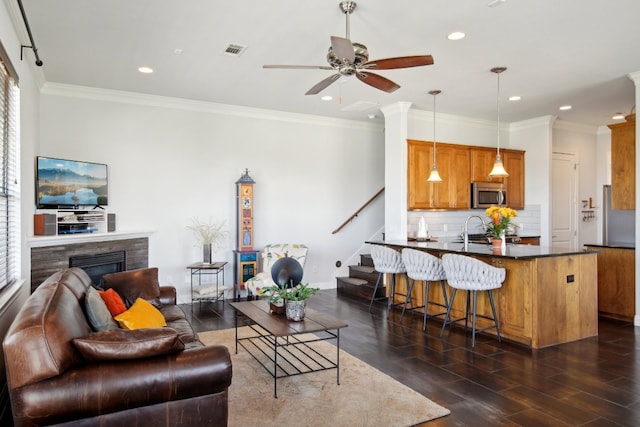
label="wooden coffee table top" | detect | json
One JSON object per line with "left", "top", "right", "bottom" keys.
{"left": 230, "top": 300, "right": 348, "bottom": 337}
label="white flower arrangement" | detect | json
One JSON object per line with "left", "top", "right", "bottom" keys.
{"left": 187, "top": 217, "right": 230, "bottom": 252}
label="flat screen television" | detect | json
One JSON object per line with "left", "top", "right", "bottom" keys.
{"left": 36, "top": 156, "right": 108, "bottom": 209}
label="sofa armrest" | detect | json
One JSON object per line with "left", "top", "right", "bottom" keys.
{"left": 159, "top": 286, "right": 177, "bottom": 305}
{"left": 9, "top": 345, "right": 232, "bottom": 426}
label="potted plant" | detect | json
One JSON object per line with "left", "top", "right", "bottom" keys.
{"left": 187, "top": 217, "right": 230, "bottom": 264}
{"left": 484, "top": 206, "right": 518, "bottom": 249}
{"left": 258, "top": 282, "right": 320, "bottom": 321}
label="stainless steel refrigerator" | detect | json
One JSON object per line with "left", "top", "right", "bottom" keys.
{"left": 603, "top": 185, "right": 635, "bottom": 244}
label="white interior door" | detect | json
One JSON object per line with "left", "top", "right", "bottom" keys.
{"left": 552, "top": 152, "right": 578, "bottom": 249}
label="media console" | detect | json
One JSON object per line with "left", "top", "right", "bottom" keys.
{"left": 34, "top": 209, "right": 115, "bottom": 236}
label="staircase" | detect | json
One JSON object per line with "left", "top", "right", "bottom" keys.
{"left": 336, "top": 253, "right": 386, "bottom": 302}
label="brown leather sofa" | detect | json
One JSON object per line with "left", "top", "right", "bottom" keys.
{"left": 3, "top": 267, "right": 232, "bottom": 427}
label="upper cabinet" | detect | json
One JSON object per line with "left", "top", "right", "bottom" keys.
{"left": 407, "top": 140, "right": 470, "bottom": 210}
{"left": 409, "top": 141, "right": 525, "bottom": 210}
{"left": 609, "top": 119, "right": 635, "bottom": 210}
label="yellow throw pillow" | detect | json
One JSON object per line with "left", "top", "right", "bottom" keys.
{"left": 114, "top": 298, "right": 167, "bottom": 330}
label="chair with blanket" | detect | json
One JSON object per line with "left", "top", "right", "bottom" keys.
{"left": 245, "top": 243, "right": 308, "bottom": 297}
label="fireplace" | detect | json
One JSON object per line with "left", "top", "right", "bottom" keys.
{"left": 69, "top": 251, "right": 126, "bottom": 286}
{"left": 30, "top": 235, "right": 150, "bottom": 293}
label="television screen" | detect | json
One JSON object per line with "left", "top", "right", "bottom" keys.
{"left": 36, "top": 156, "right": 108, "bottom": 208}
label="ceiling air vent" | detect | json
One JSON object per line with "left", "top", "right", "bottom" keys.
{"left": 223, "top": 44, "right": 247, "bottom": 57}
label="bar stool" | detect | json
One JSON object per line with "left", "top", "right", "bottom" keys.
{"left": 400, "top": 248, "right": 449, "bottom": 330}
{"left": 368, "top": 245, "right": 407, "bottom": 312}
{"left": 439, "top": 254, "right": 505, "bottom": 348}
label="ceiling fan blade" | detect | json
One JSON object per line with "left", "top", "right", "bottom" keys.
{"left": 356, "top": 71, "right": 400, "bottom": 93}
{"left": 330, "top": 36, "right": 355, "bottom": 63}
{"left": 263, "top": 65, "right": 334, "bottom": 70}
{"left": 305, "top": 74, "right": 342, "bottom": 95}
{"left": 364, "top": 55, "right": 434, "bottom": 70}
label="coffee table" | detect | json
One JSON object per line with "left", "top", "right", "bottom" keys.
{"left": 230, "top": 300, "right": 348, "bottom": 397}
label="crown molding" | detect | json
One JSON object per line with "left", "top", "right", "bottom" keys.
{"left": 553, "top": 119, "right": 598, "bottom": 135}
{"left": 40, "top": 82, "right": 383, "bottom": 132}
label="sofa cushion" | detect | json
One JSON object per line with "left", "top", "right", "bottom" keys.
{"left": 3, "top": 281, "right": 92, "bottom": 390}
{"left": 102, "top": 267, "right": 162, "bottom": 308}
{"left": 114, "top": 298, "right": 167, "bottom": 330}
{"left": 73, "top": 328, "right": 184, "bottom": 361}
{"left": 84, "top": 286, "right": 119, "bottom": 331}
{"left": 98, "top": 288, "right": 127, "bottom": 316}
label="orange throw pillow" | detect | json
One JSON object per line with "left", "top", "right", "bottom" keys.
{"left": 114, "top": 298, "right": 167, "bottom": 330}
{"left": 98, "top": 288, "right": 127, "bottom": 317}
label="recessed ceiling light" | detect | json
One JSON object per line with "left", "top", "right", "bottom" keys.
{"left": 612, "top": 113, "right": 625, "bottom": 120}
{"left": 173, "top": 49, "right": 183, "bottom": 55}
{"left": 321, "top": 95, "right": 333, "bottom": 101}
{"left": 138, "top": 66, "right": 153, "bottom": 74}
{"left": 559, "top": 105, "right": 572, "bottom": 111}
{"left": 447, "top": 31, "right": 466, "bottom": 41}
{"left": 368, "top": 114, "right": 376, "bottom": 119}
{"left": 509, "top": 95, "right": 521, "bottom": 101}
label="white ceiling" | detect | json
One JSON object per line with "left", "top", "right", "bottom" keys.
{"left": 16, "top": 0, "right": 640, "bottom": 126}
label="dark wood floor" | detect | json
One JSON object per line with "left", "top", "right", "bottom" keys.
{"left": 183, "top": 291, "right": 640, "bottom": 426}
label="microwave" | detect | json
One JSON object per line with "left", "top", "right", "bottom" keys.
{"left": 471, "top": 182, "right": 507, "bottom": 209}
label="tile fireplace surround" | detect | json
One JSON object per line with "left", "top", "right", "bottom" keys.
{"left": 28, "top": 231, "right": 153, "bottom": 293}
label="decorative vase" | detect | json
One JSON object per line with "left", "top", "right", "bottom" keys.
{"left": 285, "top": 300, "right": 306, "bottom": 321}
{"left": 203, "top": 243, "right": 212, "bottom": 264}
{"left": 501, "top": 232, "right": 507, "bottom": 252}
{"left": 491, "top": 238, "right": 503, "bottom": 250}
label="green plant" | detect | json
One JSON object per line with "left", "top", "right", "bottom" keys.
{"left": 258, "top": 282, "right": 320, "bottom": 302}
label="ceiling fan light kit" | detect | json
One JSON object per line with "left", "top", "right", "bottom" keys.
{"left": 489, "top": 66, "right": 510, "bottom": 178}
{"left": 263, "top": 1, "right": 434, "bottom": 95}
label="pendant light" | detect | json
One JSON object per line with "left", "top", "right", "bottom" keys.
{"left": 489, "top": 66, "right": 509, "bottom": 177}
{"left": 427, "top": 90, "right": 443, "bottom": 182}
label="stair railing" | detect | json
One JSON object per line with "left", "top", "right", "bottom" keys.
{"left": 332, "top": 187, "right": 384, "bottom": 234}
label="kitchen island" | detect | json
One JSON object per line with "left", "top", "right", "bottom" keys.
{"left": 367, "top": 240, "right": 598, "bottom": 349}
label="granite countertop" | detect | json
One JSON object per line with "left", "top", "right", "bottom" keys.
{"left": 366, "top": 240, "right": 596, "bottom": 260}
{"left": 584, "top": 242, "right": 635, "bottom": 250}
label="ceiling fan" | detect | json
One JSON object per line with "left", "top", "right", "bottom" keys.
{"left": 263, "top": 1, "right": 434, "bottom": 95}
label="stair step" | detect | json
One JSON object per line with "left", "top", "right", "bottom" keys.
{"left": 360, "top": 254, "right": 374, "bottom": 267}
{"left": 348, "top": 265, "right": 379, "bottom": 284}
{"left": 336, "top": 276, "right": 386, "bottom": 302}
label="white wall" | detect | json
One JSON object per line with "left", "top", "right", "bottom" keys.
{"left": 38, "top": 85, "right": 385, "bottom": 302}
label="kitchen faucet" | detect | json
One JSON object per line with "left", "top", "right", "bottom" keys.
{"left": 463, "top": 215, "right": 486, "bottom": 251}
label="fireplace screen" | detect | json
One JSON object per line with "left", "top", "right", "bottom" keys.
{"left": 69, "top": 251, "right": 126, "bottom": 286}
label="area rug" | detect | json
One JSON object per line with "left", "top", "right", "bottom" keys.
{"left": 199, "top": 327, "right": 450, "bottom": 427}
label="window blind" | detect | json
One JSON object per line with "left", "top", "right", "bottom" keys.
{"left": 0, "top": 41, "right": 20, "bottom": 292}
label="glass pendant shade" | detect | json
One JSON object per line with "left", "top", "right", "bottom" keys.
{"left": 427, "top": 165, "right": 442, "bottom": 182}
{"left": 489, "top": 154, "right": 509, "bottom": 177}
{"left": 426, "top": 90, "right": 443, "bottom": 183}
{"left": 489, "top": 67, "right": 509, "bottom": 178}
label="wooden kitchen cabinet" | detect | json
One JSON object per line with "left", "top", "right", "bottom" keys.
{"left": 608, "top": 119, "right": 635, "bottom": 209}
{"left": 503, "top": 150, "right": 525, "bottom": 210}
{"left": 470, "top": 147, "right": 525, "bottom": 210}
{"left": 586, "top": 245, "right": 635, "bottom": 322}
{"left": 470, "top": 147, "right": 504, "bottom": 183}
{"left": 407, "top": 140, "right": 470, "bottom": 210}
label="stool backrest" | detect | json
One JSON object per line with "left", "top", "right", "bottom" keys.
{"left": 441, "top": 253, "right": 505, "bottom": 291}
{"left": 401, "top": 248, "right": 446, "bottom": 282}
{"left": 369, "top": 245, "right": 406, "bottom": 274}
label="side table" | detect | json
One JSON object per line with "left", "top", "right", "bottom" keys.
{"left": 187, "top": 262, "right": 230, "bottom": 307}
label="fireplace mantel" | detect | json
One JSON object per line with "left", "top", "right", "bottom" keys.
{"left": 28, "top": 230, "right": 155, "bottom": 248}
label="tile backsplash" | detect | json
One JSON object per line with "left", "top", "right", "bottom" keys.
{"left": 407, "top": 205, "right": 541, "bottom": 242}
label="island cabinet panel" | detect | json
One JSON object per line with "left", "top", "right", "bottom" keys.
{"left": 532, "top": 255, "right": 598, "bottom": 348}
{"left": 378, "top": 243, "right": 598, "bottom": 349}
{"left": 586, "top": 246, "right": 635, "bottom": 321}
{"left": 608, "top": 120, "right": 635, "bottom": 209}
